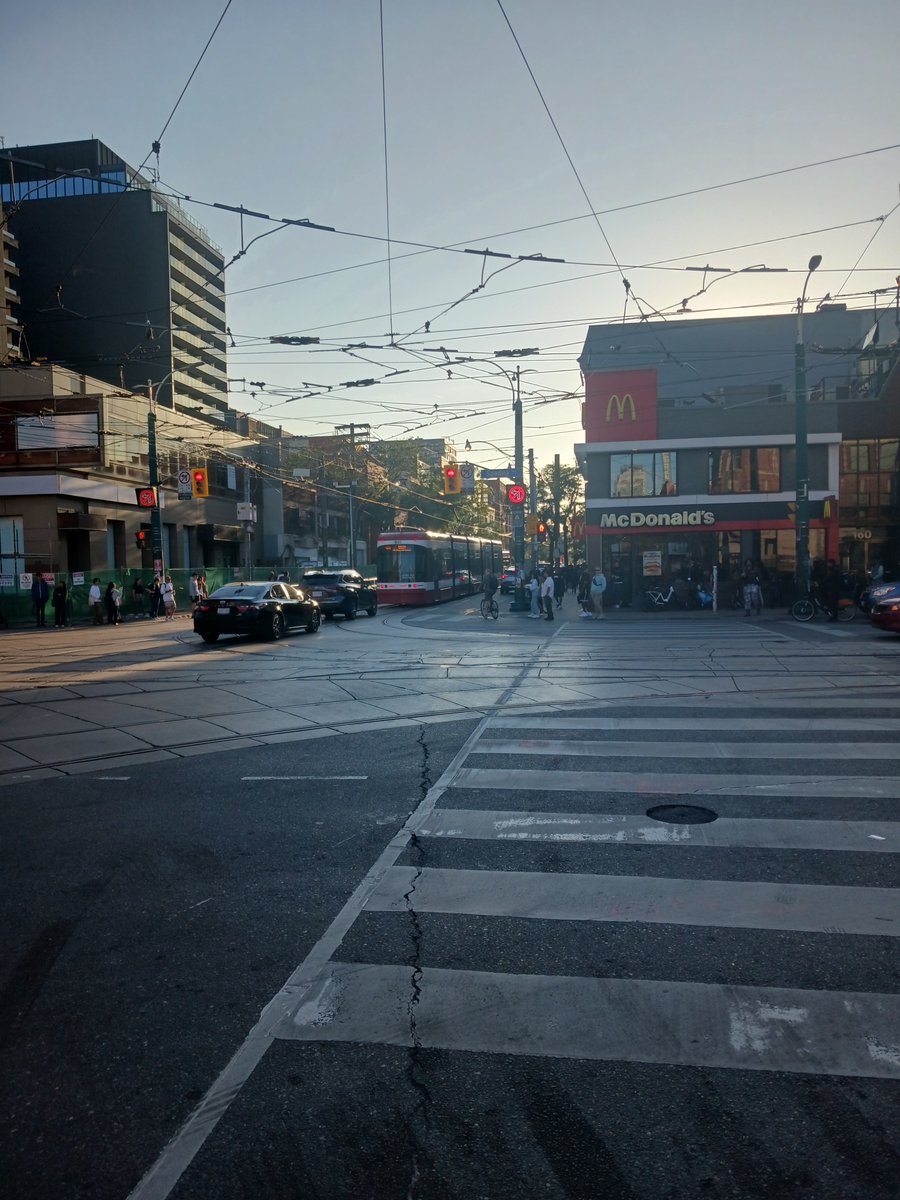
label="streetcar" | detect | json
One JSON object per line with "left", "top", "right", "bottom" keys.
{"left": 375, "top": 529, "right": 505, "bottom": 606}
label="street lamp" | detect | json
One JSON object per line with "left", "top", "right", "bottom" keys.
{"left": 794, "top": 254, "right": 822, "bottom": 598}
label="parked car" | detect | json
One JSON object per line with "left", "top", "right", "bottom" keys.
{"left": 869, "top": 583, "right": 900, "bottom": 633}
{"left": 302, "top": 570, "right": 378, "bottom": 619}
{"left": 193, "top": 581, "right": 320, "bottom": 643}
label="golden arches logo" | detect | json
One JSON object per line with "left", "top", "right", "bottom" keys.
{"left": 605, "top": 393, "right": 637, "bottom": 422}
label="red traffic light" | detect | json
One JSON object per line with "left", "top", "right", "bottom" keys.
{"left": 445, "top": 466, "right": 457, "bottom": 478}
{"left": 194, "top": 471, "right": 205, "bottom": 482}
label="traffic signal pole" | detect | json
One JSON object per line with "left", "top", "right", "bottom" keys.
{"left": 529, "top": 448, "right": 537, "bottom": 571}
{"left": 510, "top": 367, "right": 530, "bottom": 611}
{"left": 147, "top": 380, "right": 165, "bottom": 577}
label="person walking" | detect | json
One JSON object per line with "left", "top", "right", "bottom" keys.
{"left": 51, "top": 580, "right": 68, "bottom": 627}
{"left": 742, "top": 559, "right": 762, "bottom": 616}
{"left": 576, "top": 569, "right": 593, "bottom": 618}
{"left": 89, "top": 577, "right": 103, "bottom": 625}
{"left": 148, "top": 575, "right": 162, "bottom": 619}
{"left": 189, "top": 573, "right": 200, "bottom": 614}
{"left": 104, "top": 582, "right": 119, "bottom": 625}
{"left": 527, "top": 571, "right": 541, "bottom": 618}
{"left": 540, "top": 570, "right": 555, "bottom": 620}
{"left": 131, "top": 576, "right": 145, "bottom": 617}
{"left": 553, "top": 568, "right": 566, "bottom": 609}
{"left": 589, "top": 566, "right": 607, "bottom": 619}
{"left": 197, "top": 573, "right": 208, "bottom": 604}
{"left": 161, "top": 574, "right": 176, "bottom": 620}
{"left": 31, "top": 575, "right": 50, "bottom": 627}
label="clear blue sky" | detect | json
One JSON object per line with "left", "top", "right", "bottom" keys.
{"left": 6, "top": 0, "right": 899, "bottom": 470}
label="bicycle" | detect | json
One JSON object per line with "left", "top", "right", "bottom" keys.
{"left": 480, "top": 591, "right": 499, "bottom": 620}
{"left": 643, "top": 583, "right": 675, "bottom": 610}
{"left": 790, "top": 589, "right": 857, "bottom": 623}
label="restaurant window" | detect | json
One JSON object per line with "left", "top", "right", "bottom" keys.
{"left": 708, "top": 448, "right": 781, "bottom": 494}
{"left": 840, "top": 438, "right": 899, "bottom": 515}
{"left": 610, "top": 452, "right": 677, "bottom": 497}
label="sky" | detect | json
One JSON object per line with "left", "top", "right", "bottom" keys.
{"left": 5, "top": 0, "right": 900, "bottom": 472}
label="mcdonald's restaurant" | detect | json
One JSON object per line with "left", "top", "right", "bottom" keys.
{"left": 575, "top": 309, "right": 900, "bottom": 606}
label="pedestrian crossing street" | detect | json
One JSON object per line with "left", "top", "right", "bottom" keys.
{"left": 276, "top": 691, "right": 900, "bottom": 1080}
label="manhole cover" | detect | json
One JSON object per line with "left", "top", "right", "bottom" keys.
{"left": 646, "top": 804, "right": 718, "bottom": 825}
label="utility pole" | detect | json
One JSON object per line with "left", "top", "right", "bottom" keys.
{"left": 146, "top": 379, "right": 165, "bottom": 577}
{"left": 513, "top": 367, "right": 524, "bottom": 569}
{"left": 242, "top": 462, "right": 252, "bottom": 577}
{"left": 528, "top": 448, "right": 537, "bottom": 571}
{"left": 794, "top": 255, "right": 821, "bottom": 599}
{"left": 552, "top": 453, "right": 562, "bottom": 567}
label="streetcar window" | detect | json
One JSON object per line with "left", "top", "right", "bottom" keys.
{"left": 375, "top": 544, "right": 429, "bottom": 583}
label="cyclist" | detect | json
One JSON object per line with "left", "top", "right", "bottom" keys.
{"left": 483, "top": 569, "right": 499, "bottom": 602}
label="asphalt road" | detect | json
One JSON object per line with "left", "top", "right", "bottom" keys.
{"left": 1, "top": 604, "right": 899, "bottom": 1199}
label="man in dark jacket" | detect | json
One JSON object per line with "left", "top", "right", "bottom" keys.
{"left": 31, "top": 576, "right": 49, "bottom": 627}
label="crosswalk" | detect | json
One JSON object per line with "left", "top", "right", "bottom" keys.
{"left": 275, "top": 691, "right": 900, "bottom": 1081}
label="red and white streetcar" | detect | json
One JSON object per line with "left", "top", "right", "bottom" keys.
{"left": 375, "top": 528, "right": 504, "bottom": 606}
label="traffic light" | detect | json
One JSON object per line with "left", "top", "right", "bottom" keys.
{"left": 135, "top": 529, "right": 148, "bottom": 550}
{"left": 191, "top": 468, "right": 209, "bottom": 498}
{"left": 536, "top": 521, "right": 547, "bottom": 543}
{"left": 443, "top": 463, "right": 462, "bottom": 495}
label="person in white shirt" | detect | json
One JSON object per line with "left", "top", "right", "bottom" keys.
{"left": 527, "top": 572, "right": 541, "bottom": 618}
{"left": 540, "top": 570, "right": 555, "bottom": 621}
{"left": 88, "top": 578, "right": 103, "bottom": 625}
{"left": 160, "top": 575, "right": 176, "bottom": 621}
{"left": 589, "top": 567, "right": 607, "bottom": 619}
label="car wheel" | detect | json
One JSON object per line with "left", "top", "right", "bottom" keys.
{"left": 201, "top": 632, "right": 219, "bottom": 643}
{"left": 269, "top": 612, "right": 285, "bottom": 640}
{"left": 306, "top": 609, "right": 321, "bottom": 634}
{"left": 344, "top": 597, "right": 358, "bottom": 620}
{"left": 366, "top": 597, "right": 378, "bottom": 617}
{"left": 323, "top": 611, "right": 334, "bottom": 620}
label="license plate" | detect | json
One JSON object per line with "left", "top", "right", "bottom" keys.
{"left": 310, "top": 590, "right": 323, "bottom": 597}
{"left": 217, "top": 606, "right": 231, "bottom": 615}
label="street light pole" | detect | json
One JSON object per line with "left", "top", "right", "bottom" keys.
{"left": 794, "top": 254, "right": 822, "bottom": 598}
{"left": 513, "top": 365, "right": 525, "bottom": 572}
{"left": 146, "top": 379, "right": 165, "bottom": 577}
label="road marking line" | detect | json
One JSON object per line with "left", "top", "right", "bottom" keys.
{"left": 240, "top": 775, "right": 368, "bottom": 780}
{"left": 487, "top": 715, "right": 900, "bottom": 732}
{"left": 277, "top": 961, "right": 900, "bottom": 1080}
{"left": 451, "top": 766, "right": 900, "bottom": 799}
{"left": 472, "top": 738, "right": 900, "bottom": 761}
{"left": 365, "top": 865, "right": 900, "bottom": 937}
{"left": 417, "top": 807, "right": 899, "bottom": 852}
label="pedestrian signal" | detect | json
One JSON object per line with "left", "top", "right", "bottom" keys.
{"left": 536, "top": 521, "right": 547, "bottom": 542}
{"left": 192, "top": 468, "right": 209, "bottom": 498}
{"left": 443, "top": 463, "right": 462, "bottom": 495}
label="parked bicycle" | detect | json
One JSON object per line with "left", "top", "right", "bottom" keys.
{"left": 791, "top": 588, "right": 857, "bottom": 623}
{"left": 643, "top": 583, "right": 675, "bottom": 610}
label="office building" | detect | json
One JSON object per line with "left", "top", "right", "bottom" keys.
{"left": 2, "top": 139, "right": 228, "bottom": 422}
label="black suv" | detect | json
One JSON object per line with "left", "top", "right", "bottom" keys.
{"left": 302, "top": 570, "right": 378, "bottom": 620}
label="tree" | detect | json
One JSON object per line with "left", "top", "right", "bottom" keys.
{"left": 536, "top": 460, "right": 584, "bottom": 565}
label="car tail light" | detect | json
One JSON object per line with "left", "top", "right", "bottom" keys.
{"left": 233, "top": 603, "right": 262, "bottom": 612}
{"left": 197, "top": 602, "right": 211, "bottom": 612}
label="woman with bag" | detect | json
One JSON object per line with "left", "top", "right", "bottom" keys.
{"left": 589, "top": 567, "right": 607, "bottom": 620}
{"left": 161, "top": 575, "right": 176, "bottom": 621}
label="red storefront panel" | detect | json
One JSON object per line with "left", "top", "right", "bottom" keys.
{"left": 583, "top": 369, "right": 658, "bottom": 443}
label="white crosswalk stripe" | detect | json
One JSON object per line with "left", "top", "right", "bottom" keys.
{"left": 275, "top": 692, "right": 900, "bottom": 1080}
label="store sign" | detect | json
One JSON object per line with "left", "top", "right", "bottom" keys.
{"left": 598, "top": 509, "right": 716, "bottom": 529}
{"left": 584, "top": 369, "right": 658, "bottom": 442}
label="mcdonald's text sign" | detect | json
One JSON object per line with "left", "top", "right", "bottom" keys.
{"left": 583, "top": 369, "right": 658, "bottom": 442}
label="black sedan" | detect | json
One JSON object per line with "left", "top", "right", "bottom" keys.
{"left": 302, "top": 570, "right": 378, "bottom": 620}
{"left": 193, "top": 582, "right": 320, "bottom": 643}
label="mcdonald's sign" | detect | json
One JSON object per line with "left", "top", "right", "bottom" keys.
{"left": 584, "top": 369, "right": 658, "bottom": 442}
{"left": 605, "top": 393, "right": 637, "bottom": 423}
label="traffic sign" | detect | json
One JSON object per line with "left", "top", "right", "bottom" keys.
{"left": 506, "top": 484, "right": 527, "bottom": 506}
{"left": 135, "top": 487, "right": 158, "bottom": 508}
{"left": 459, "top": 462, "right": 475, "bottom": 495}
{"left": 177, "top": 469, "right": 192, "bottom": 499}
